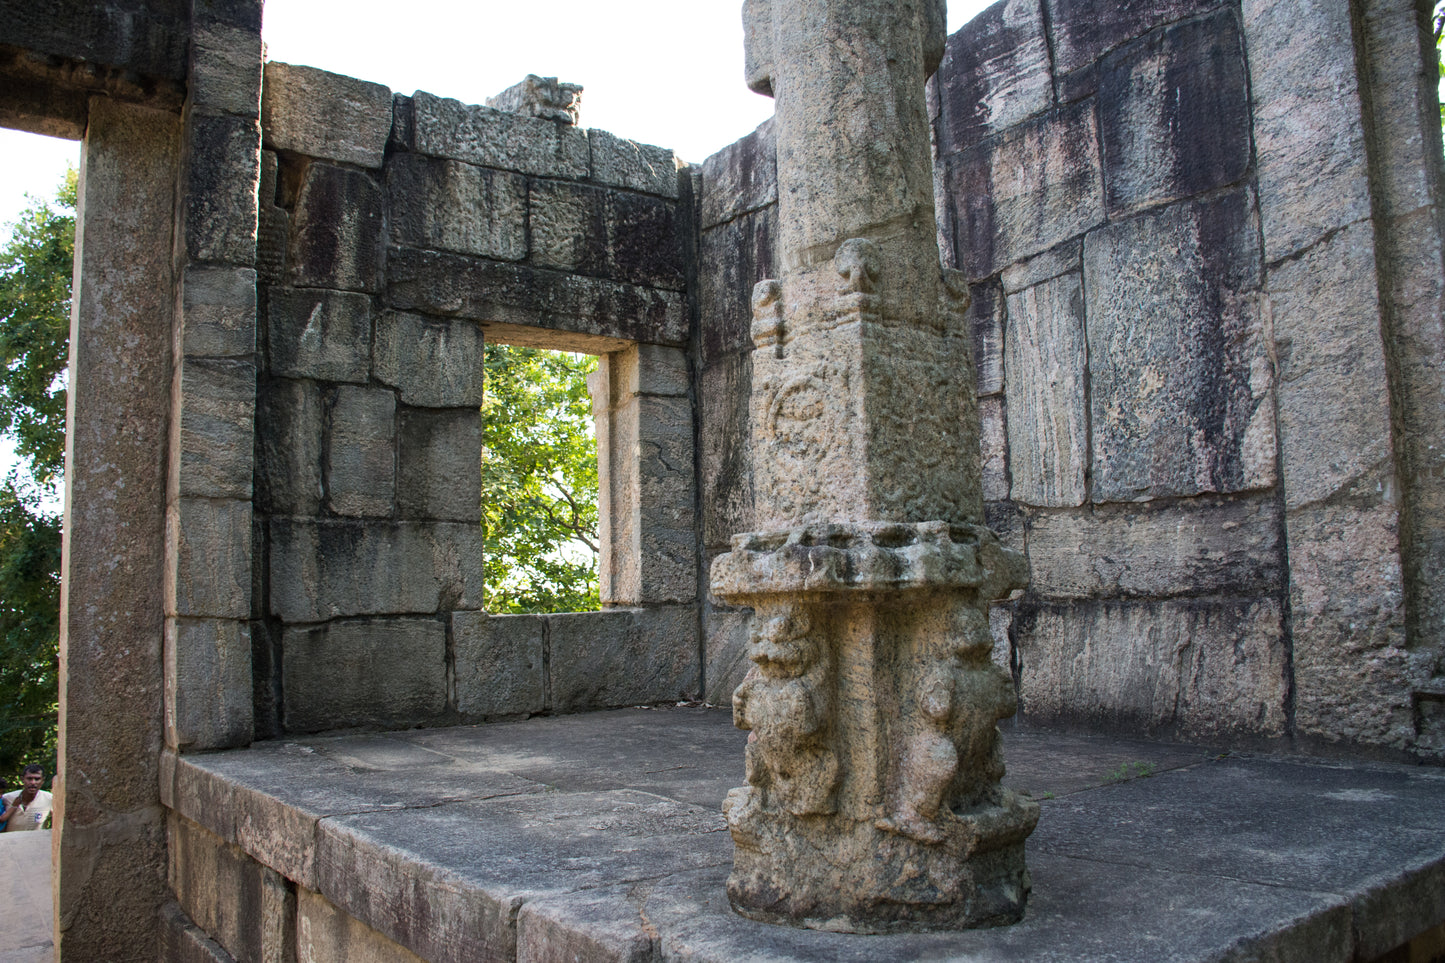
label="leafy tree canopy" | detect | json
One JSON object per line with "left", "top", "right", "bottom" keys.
{"left": 0, "top": 169, "right": 74, "bottom": 782}
{"left": 482, "top": 344, "right": 600, "bottom": 614}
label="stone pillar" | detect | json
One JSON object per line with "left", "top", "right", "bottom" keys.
{"left": 712, "top": 0, "right": 1036, "bottom": 933}
{"left": 57, "top": 95, "right": 179, "bottom": 962}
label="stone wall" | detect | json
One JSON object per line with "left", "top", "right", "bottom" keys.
{"left": 251, "top": 63, "right": 701, "bottom": 737}
{"left": 697, "top": 0, "right": 1445, "bottom": 757}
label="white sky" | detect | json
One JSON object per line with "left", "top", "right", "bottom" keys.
{"left": 1, "top": 0, "right": 996, "bottom": 228}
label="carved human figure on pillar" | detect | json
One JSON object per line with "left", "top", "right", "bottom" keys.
{"left": 732, "top": 604, "right": 839, "bottom": 817}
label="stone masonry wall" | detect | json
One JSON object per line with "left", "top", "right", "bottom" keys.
{"left": 252, "top": 63, "right": 701, "bottom": 737}
{"left": 698, "top": 0, "right": 1445, "bottom": 756}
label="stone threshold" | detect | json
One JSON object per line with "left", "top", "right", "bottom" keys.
{"left": 162, "top": 707, "right": 1445, "bottom": 962}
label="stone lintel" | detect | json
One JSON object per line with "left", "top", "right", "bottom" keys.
{"left": 710, "top": 521, "right": 1026, "bottom": 602}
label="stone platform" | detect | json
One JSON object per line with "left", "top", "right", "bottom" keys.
{"left": 164, "top": 707, "right": 1445, "bottom": 962}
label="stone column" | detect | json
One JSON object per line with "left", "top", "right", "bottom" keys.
{"left": 711, "top": 0, "right": 1037, "bottom": 932}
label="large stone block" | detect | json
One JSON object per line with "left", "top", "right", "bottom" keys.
{"left": 160, "top": 901, "right": 236, "bottom": 963}
{"left": 1005, "top": 270, "right": 1088, "bottom": 507}
{"left": 288, "top": 163, "right": 385, "bottom": 293}
{"left": 1267, "top": 221, "right": 1392, "bottom": 509}
{"left": 1027, "top": 495, "right": 1283, "bottom": 599}
{"left": 387, "top": 249, "right": 687, "bottom": 348}
{"left": 166, "top": 617, "right": 253, "bottom": 751}
{"left": 1097, "top": 9, "right": 1251, "bottom": 216}
{"left": 266, "top": 288, "right": 373, "bottom": 383}
{"left": 550, "top": 607, "right": 701, "bottom": 712}
{"left": 1085, "top": 189, "right": 1274, "bottom": 501}
{"left": 946, "top": 99, "right": 1105, "bottom": 281}
{"left": 282, "top": 617, "right": 446, "bottom": 731}
{"left": 1288, "top": 501, "right": 1415, "bottom": 750}
{"left": 182, "top": 110, "right": 262, "bottom": 265}
{"left": 258, "top": 151, "right": 289, "bottom": 285}
{"left": 698, "top": 118, "right": 776, "bottom": 230}
{"left": 1015, "top": 597, "right": 1289, "bottom": 737}
{"left": 1242, "top": 0, "right": 1372, "bottom": 261}
{"left": 268, "top": 520, "right": 484, "bottom": 623}
{"left": 262, "top": 62, "right": 391, "bottom": 169}
{"left": 588, "top": 128, "right": 683, "bottom": 198}
{"left": 528, "top": 180, "right": 686, "bottom": 291}
{"left": 256, "top": 378, "right": 323, "bottom": 517}
{"left": 623, "top": 343, "right": 689, "bottom": 397}
{"left": 980, "top": 395, "right": 1009, "bottom": 502}
{"left": 402, "top": 90, "right": 590, "bottom": 180}
{"left": 386, "top": 153, "right": 527, "bottom": 261}
{"left": 1045, "top": 0, "right": 1222, "bottom": 76}
{"left": 181, "top": 265, "right": 257, "bottom": 359}
{"left": 173, "top": 357, "right": 256, "bottom": 500}
{"left": 397, "top": 407, "right": 482, "bottom": 522}
{"left": 1000, "top": 239, "right": 1082, "bottom": 295}
{"left": 697, "top": 206, "right": 777, "bottom": 365}
{"left": 169, "top": 814, "right": 283, "bottom": 963}
{"left": 374, "top": 311, "right": 486, "bottom": 408}
{"left": 934, "top": 0, "right": 1052, "bottom": 154}
{"left": 636, "top": 394, "right": 699, "bottom": 604}
{"left": 167, "top": 497, "right": 252, "bottom": 620}
{"left": 296, "top": 888, "right": 427, "bottom": 963}
{"left": 968, "top": 277, "right": 1007, "bottom": 396}
{"left": 452, "top": 611, "right": 544, "bottom": 718}
{"left": 190, "top": 19, "right": 262, "bottom": 116}
{"left": 325, "top": 386, "right": 396, "bottom": 518}
{"left": 700, "top": 357, "right": 754, "bottom": 550}
{"left": 703, "top": 600, "right": 751, "bottom": 707}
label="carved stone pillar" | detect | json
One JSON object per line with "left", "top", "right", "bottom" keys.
{"left": 711, "top": 0, "right": 1037, "bottom": 932}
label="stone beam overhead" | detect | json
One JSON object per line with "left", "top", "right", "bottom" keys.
{"left": 712, "top": 0, "right": 1036, "bottom": 934}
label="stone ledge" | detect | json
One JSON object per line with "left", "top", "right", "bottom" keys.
{"left": 165, "top": 709, "right": 1445, "bottom": 962}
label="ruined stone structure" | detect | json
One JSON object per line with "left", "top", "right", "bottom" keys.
{"left": 0, "top": 0, "right": 1442, "bottom": 957}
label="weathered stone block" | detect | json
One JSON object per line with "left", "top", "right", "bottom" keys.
{"left": 622, "top": 343, "right": 689, "bottom": 397}
{"left": 183, "top": 110, "right": 262, "bottom": 265}
{"left": 169, "top": 814, "right": 276, "bottom": 963}
{"left": 190, "top": 20, "right": 262, "bottom": 116}
{"left": 1085, "top": 189, "right": 1273, "bottom": 501}
{"left": 282, "top": 617, "right": 446, "bottom": 731}
{"left": 637, "top": 395, "right": 698, "bottom": 603}
{"left": 517, "top": 890, "right": 657, "bottom": 963}
{"left": 698, "top": 118, "right": 776, "bottom": 230}
{"left": 968, "top": 277, "right": 1006, "bottom": 396}
{"left": 934, "top": 0, "right": 1052, "bottom": 154}
{"left": 374, "top": 311, "right": 485, "bottom": 408}
{"left": 486, "top": 74, "right": 583, "bottom": 125}
{"left": 1000, "top": 239, "right": 1081, "bottom": 294}
{"left": 1005, "top": 270, "right": 1088, "bottom": 507}
{"left": 268, "top": 520, "right": 484, "bottom": 623}
{"left": 1242, "top": 0, "right": 1372, "bottom": 261}
{"left": 181, "top": 265, "right": 257, "bottom": 359}
{"left": 697, "top": 207, "right": 778, "bottom": 366}
{"left": 387, "top": 249, "right": 687, "bottom": 348}
{"left": 386, "top": 153, "right": 527, "bottom": 261}
{"left": 1015, "top": 597, "right": 1288, "bottom": 737}
{"left": 166, "top": 617, "right": 253, "bottom": 751}
{"left": 1268, "top": 219, "right": 1393, "bottom": 510}
{"left": 1097, "top": 9, "right": 1251, "bottom": 216}
{"left": 288, "top": 163, "right": 384, "bottom": 293}
{"left": 261, "top": 62, "right": 391, "bottom": 169}
{"left": 453, "top": 611, "right": 544, "bottom": 718}
{"left": 167, "top": 497, "right": 252, "bottom": 620}
{"left": 257, "top": 151, "right": 289, "bottom": 284}
{"left": 1027, "top": 496, "right": 1283, "bottom": 598}
{"left": 700, "top": 357, "right": 754, "bottom": 550}
{"left": 588, "top": 128, "right": 682, "bottom": 198}
{"left": 1288, "top": 501, "right": 1414, "bottom": 750}
{"left": 529, "top": 180, "right": 686, "bottom": 290}
{"left": 404, "top": 90, "right": 590, "bottom": 180}
{"left": 296, "top": 888, "right": 428, "bottom": 963}
{"left": 325, "top": 386, "right": 395, "bottom": 518}
{"left": 397, "top": 407, "right": 481, "bottom": 522}
{"left": 173, "top": 357, "right": 256, "bottom": 499}
{"left": 266, "top": 288, "right": 372, "bottom": 383}
{"left": 160, "top": 901, "right": 236, "bottom": 963}
{"left": 980, "top": 395, "right": 1009, "bottom": 502}
{"left": 1045, "top": 0, "right": 1222, "bottom": 76}
{"left": 946, "top": 99, "right": 1105, "bottom": 281}
{"left": 703, "top": 600, "right": 751, "bottom": 707}
{"left": 550, "top": 607, "right": 700, "bottom": 712}
{"left": 256, "top": 378, "right": 323, "bottom": 517}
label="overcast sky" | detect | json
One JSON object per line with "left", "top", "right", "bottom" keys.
{"left": 1, "top": 0, "right": 996, "bottom": 228}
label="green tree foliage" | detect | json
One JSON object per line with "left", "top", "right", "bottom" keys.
{"left": 481, "top": 344, "right": 601, "bottom": 614}
{"left": 0, "top": 169, "right": 75, "bottom": 780}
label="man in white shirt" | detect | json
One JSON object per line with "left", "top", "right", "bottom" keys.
{"left": 1, "top": 765, "right": 52, "bottom": 831}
